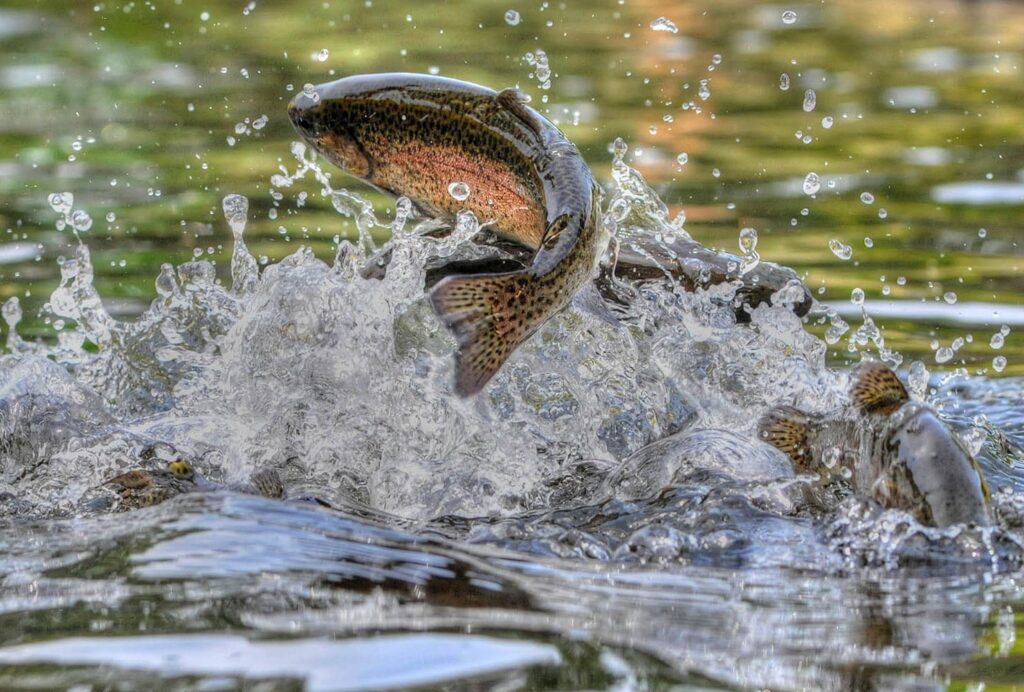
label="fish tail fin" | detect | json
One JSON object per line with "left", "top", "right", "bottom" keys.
{"left": 430, "top": 271, "right": 535, "bottom": 396}
{"left": 758, "top": 405, "right": 813, "bottom": 469}
{"left": 851, "top": 361, "right": 908, "bottom": 414}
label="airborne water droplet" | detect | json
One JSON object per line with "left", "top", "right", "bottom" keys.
{"left": 860, "top": 191, "right": 875, "bottom": 204}
{"left": 676, "top": 152, "right": 689, "bottom": 166}
{"left": 779, "top": 73, "right": 790, "bottom": 91}
{"left": 993, "top": 355, "right": 1008, "bottom": 372}
{"left": 829, "top": 239, "right": 852, "bottom": 260}
{"left": 782, "top": 10, "right": 798, "bottom": 24}
{"left": 505, "top": 9, "right": 521, "bottom": 25}
{"left": 802, "top": 172, "right": 821, "bottom": 195}
{"left": 802, "top": 89, "right": 816, "bottom": 112}
{"left": 315, "top": 48, "right": 329, "bottom": 62}
{"left": 650, "top": 16, "right": 678, "bottom": 33}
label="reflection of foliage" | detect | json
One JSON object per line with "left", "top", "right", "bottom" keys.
{"left": 0, "top": 0, "right": 1022, "bottom": 371}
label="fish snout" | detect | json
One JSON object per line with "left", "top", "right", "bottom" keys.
{"left": 287, "top": 90, "right": 323, "bottom": 139}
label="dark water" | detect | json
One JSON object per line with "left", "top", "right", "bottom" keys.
{"left": 2, "top": 0, "right": 1024, "bottom": 689}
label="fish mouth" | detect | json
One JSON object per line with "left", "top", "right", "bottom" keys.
{"left": 287, "top": 90, "right": 322, "bottom": 141}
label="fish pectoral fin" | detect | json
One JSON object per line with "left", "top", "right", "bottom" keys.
{"left": 758, "top": 405, "right": 813, "bottom": 469}
{"left": 430, "top": 271, "right": 535, "bottom": 396}
{"left": 851, "top": 362, "right": 909, "bottom": 415}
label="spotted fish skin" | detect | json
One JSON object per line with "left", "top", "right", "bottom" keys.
{"left": 757, "top": 363, "right": 991, "bottom": 527}
{"left": 288, "top": 73, "right": 606, "bottom": 395}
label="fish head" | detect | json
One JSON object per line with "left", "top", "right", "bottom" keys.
{"left": 879, "top": 402, "right": 991, "bottom": 527}
{"left": 288, "top": 82, "right": 373, "bottom": 179}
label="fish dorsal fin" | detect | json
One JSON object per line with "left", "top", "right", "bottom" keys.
{"left": 758, "top": 405, "right": 813, "bottom": 469}
{"left": 851, "top": 362, "right": 909, "bottom": 415}
{"left": 496, "top": 87, "right": 545, "bottom": 138}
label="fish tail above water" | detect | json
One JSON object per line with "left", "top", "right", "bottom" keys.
{"left": 757, "top": 405, "right": 813, "bottom": 469}
{"left": 430, "top": 270, "right": 541, "bottom": 396}
{"left": 850, "top": 361, "right": 909, "bottom": 415}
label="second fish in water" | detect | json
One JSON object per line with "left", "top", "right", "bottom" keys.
{"left": 288, "top": 73, "right": 608, "bottom": 396}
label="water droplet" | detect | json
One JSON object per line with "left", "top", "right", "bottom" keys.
{"left": 676, "top": 152, "right": 688, "bottom": 166}
{"left": 105, "top": 212, "right": 116, "bottom": 223}
{"left": 504, "top": 9, "right": 521, "bottom": 25}
{"left": 738, "top": 227, "right": 760, "bottom": 275}
{"left": 936, "top": 346, "right": 954, "bottom": 364}
{"left": 448, "top": 181, "right": 471, "bottom": 201}
{"left": 779, "top": 73, "right": 790, "bottom": 91}
{"left": 70, "top": 209, "right": 93, "bottom": 232}
{"left": 222, "top": 194, "right": 249, "bottom": 236}
{"left": 650, "top": 16, "right": 678, "bottom": 33}
{"left": 698, "top": 79, "right": 711, "bottom": 101}
{"left": 782, "top": 10, "right": 798, "bottom": 24}
{"left": 860, "top": 191, "right": 875, "bottom": 204}
{"left": 993, "top": 355, "right": 1008, "bottom": 372}
{"left": 829, "top": 239, "right": 852, "bottom": 260}
{"left": 864, "top": 237, "right": 873, "bottom": 248}
{"left": 252, "top": 114, "right": 269, "bottom": 130}
{"left": 802, "top": 89, "right": 816, "bottom": 112}
{"left": 979, "top": 228, "right": 988, "bottom": 238}
{"left": 821, "top": 115, "right": 834, "bottom": 129}
{"left": 943, "top": 291, "right": 957, "bottom": 304}
{"left": 851, "top": 287, "right": 865, "bottom": 305}
{"left": 878, "top": 208, "right": 887, "bottom": 219}
{"left": 802, "top": 172, "right": 821, "bottom": 195}
{"left": 712, "top": 168, "right": 721, "bottom": 178}
{"left": 48, "top": 192, "right": 74, "bottom": 215}
{"left": 315, "top": 48, "right": 329, "bottom": 62}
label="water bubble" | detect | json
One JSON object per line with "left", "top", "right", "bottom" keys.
{"left": 993, "top": 355, "right": 1008, "bottom": 372}
{"left": 851, "top": 287, "right": 865, "bottom": 305}
{"left": 860, "top": 191, "right": 875, "bottom": 205}
{"left": 802, "top": 172, "right": 821, "bottom": 195}
{"left": 802, "top": 89, "right": 816, "bottom": 112}
{"left": 943, "top": 291, "right": 957, "bottom": 305}
{"left": 504, "top": 9, "right": 521, "bottom": 25}
{"left": 829, "top": 239, "right": 852, "bottom": 260}
{"left": 105, "top": 212, "right": 116, "bottom": 223}
{"left": 698, "top": 79, "right": 711, "bottom": 101}
{"left": 935, "top": 346, "right": 954, "bottom": 364}
{"left": 252, "top": 114, "right": 269, "bottom": 130}
{"left": 864, "top": 237, "right": 873, "bottom": 248}
{"left": 676, "top": 152, "right": 688, "bottom": 166}
{"left": 448, "top": 181, "right": 471, "bottom": 201}
{"left": 979, "top": 228, "right": 988, "bottom": 239}
{"left": 782, "top": 10, "right": 798, "bottom": 24}
{"left": 650, "top": 16, "right": 678, "bottom": 33}
{"left": 315, "top": 48, "right": 329, "bottom": 62}
{"left": 779, "top": 73, "right": 790, "bottom": 91}
{"left": 712, "top": 168, "right": 721, "bottom": 178}
{"left": 821, "top": 115, "right": 834, "bottom": 129}
{"left": 878, "top": 208, "right": 888, "bottom": 219}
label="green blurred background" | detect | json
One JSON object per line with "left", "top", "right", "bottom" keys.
{"left": 1, "top": 0, "right": 1023, "bottom": 372}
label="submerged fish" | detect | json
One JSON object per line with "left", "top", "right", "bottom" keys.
{"left": 288, "top": 73, "right": 606, "bottom": 395}
{"left": 758, "top": 362, "right": 991, "bottom": 527}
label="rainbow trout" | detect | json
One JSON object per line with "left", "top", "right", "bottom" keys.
{"left": 288, "top": 73, "right": 606, "bottom": 396}
{"left": 758, "top": 362, "right": 991, "bottom": 527}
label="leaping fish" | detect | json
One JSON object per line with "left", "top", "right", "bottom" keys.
{"left": 758, "top": 362, "right": 991, "bottom": 528}
{"left": 288, "top": 73, "right": 607, "bottom": 396}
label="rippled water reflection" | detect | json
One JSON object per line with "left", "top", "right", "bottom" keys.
{"left": 3, "top": 0, "right": 1024, "bottom": 689}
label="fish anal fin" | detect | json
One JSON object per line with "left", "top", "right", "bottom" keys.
{"left": 430, "top": 271, "right": 536, "bottom": 396}
{"left": 851, "top": 362, "right": 909, "bottom": 415}
{"left": 758, "top": 405, "right": 813, "bottom": 469}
